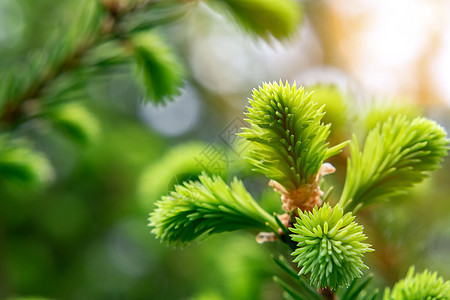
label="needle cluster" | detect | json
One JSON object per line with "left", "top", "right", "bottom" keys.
{"left": 383, "top": 267, "right": 450, "bottom": 300}
{"left": 149, "top": 173, "right": 277, "bottom": 244}
{"left": 290, "top": 203, "right": 373, "bottom": 290}
{"left": 240, "top": 81, "right": 347, "bottom": 192}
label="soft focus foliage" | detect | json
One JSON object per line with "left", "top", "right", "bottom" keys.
{"left": 211, "top": 0, "right": 302, "bottom": 39}
{"left": 0, "top": 136, "right": 53, "bottom": 189}
{"left": 383, "top": 267, "right": 450, "bottom": 300}
{"left": 149, "top": 173, "right": 278, "bottom": 244}
{"left": 139, "top": 142, "right": 212, "bottom": 203}
{"left": 306, "top": 85, "right": 349, "bottom": 135}
{"left": 340, "top": 115, "right": 449, "bottom": 212}
{"left": 44, "top": 102, "right": 100, "bottom": 145}
{"left": 131, "top": 32, "right": 185, "bottom": 104}
{"left": 240, "top": 81, "right": 347, "bottom": 191}
{"left": 290, "top": 203, "right": 373, "bottom": 290}
{"left": 362, "top": 100, "right": 421, "bottom": 134}
{"left": 138, "top": 141, "right": 238, "bottom": 207}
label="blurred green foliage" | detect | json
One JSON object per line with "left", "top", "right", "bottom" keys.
{"left": 131, "top": 31, "right": 185, "bottom": 104}
{"left": 0, "top": 136, "right": 53, "bottom": 190}
{"left": 210, "top": 0, "right": 301, "bottom": 40}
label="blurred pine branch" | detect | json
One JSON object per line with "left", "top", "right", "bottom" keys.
{"left": 0, "top": 0, "right": 303, "bottom": 190}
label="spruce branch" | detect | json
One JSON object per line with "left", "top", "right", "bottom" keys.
{"left": 339, "top": 115, "right": 449, "bottom": 213}
{"left": 240, "top": 81, "right": 345, "bottom": 190}
{"left": 43, "top": 102, "right": 101, "bottom": 146}
{"left": 290, "top": 203, "right": 373, "bottom": 290}
{"left": 383, "top": 267, "right": 450, "bottom": 300}
{"left": 149, "top": 173, "right": 279, "bottom": 244}
{"left": 240, "top": 81, "right": 348, "bottom": 211}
